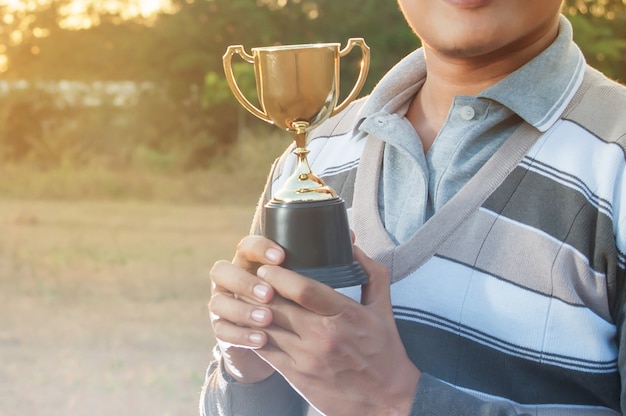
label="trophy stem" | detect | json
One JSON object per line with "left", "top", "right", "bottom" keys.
{"left": 272, "top": 122, "right": 337, "bottom": 203}
{"left": 293, "top": 121, "right": 308, "bottom": 149}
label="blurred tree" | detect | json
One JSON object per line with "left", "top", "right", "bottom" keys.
{"left": 0, "top": 0, "right": 624, "bottom": 169}
{"left": 563, "top": 0, "right": 626, "bottom": 82}
{"left": 564, "top": 0, "right": 626, "bottom": 17}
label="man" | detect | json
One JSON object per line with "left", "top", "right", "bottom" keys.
{"left": 202, "top": 0, "right": 626, "bottom": 414}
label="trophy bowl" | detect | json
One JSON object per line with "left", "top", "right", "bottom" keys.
{"left": 223, "top": 38, "right": 370, "bottom": 288}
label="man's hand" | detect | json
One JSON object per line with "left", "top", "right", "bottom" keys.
{"left": 208, "top": 235, "right": 283, "bottom": 383}
{"left": 256, "top": 245, "right": 421, "bottom": 416}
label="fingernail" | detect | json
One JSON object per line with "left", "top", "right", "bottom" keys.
{"left": 253, "top": 284, "right": 269, "bottom": 300}
{"left": 257, "top": 265, "right": 268, "bottom": 278}
{"left": 265, "top": 248, "right": 281, "bottom": 263}
{"left": 249, "top": 333, "right": 264, "bottom": 345}
{"left": 251, "top": 309, "right": 267, "bottom": 323}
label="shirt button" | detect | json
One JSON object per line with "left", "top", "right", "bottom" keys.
{"left": 376, "top": 119, "right": 388, "bottom": 127}
{"left": 460, "top": 105, "right": 475, "bottom": 121}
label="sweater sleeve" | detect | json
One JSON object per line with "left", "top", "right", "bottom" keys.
{"left": 409, "top": 374, "right": 534, "bottom": 416}
{"left": 615, "top": 282, "right": 626, "bottom": 416}
{"left": 410, "top": 372, "right": 623, "bottom": 415}
{"left": 200, "top": 346, "right": 304, "bottom": 416}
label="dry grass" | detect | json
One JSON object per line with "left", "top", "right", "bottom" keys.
{"left": 0, "top": 199, "right": 255, "bottom": 416}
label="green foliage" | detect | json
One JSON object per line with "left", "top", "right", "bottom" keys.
{"left": 564, "top": 0, "right": 626, "bottom": 17}
{"left": 569, "top": 14, "right": 626, "bottom": 82}
{"left": 564, "top": 6, "right": 626, "bottom": 82}
{"left": 204, "top": 63, "right": 256, "bottom": 107}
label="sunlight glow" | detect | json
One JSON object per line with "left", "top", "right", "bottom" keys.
{"left": 1, "top": 0, "right": 176, "bottom": 30}
{"left": 0, "top": 45, "right": 6, "bottom": 74}
{"left": 57, "top": 0, "right": 176, "bottom": 29}
{"left": 0, "top": 0, "right": 177, "bottom": 72}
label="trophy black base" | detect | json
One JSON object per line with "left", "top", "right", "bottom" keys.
{"left": 264, "top": 198, "right": 368, "bottom": 289}
{"left": 292, "top": 262, "right": 366, "bottom": 288}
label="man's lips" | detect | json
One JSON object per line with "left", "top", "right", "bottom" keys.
{"left": 442, "top": 0, "right": 492, "bottom": 9}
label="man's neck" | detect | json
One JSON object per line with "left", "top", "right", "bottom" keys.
{"left": 407, "top": 21, "right": 560, "bottom": 153}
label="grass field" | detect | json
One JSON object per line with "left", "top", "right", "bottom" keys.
{"left": 0, "top": 199, "right": 256, "bottom": 416}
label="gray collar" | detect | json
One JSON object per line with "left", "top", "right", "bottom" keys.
{"left": 355, "top": 15, "right": 585, "bottom": 133}
{"left": 479, "top": 15, "right": 585, "bottom": 132}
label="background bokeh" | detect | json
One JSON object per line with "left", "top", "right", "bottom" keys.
{"left": 0, "top": 1, "right": 624, "bottom": 415}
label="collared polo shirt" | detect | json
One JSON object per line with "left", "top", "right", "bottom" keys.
{"left": 355, "top": 15, "right": 586, "bottom": 244}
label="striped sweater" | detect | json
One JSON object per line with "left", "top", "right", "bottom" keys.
{"left": 247, "top": 69, "right": 626, "bottom": 416}
{"left": 203, "top": 22, "right": 626, "bottom": 416}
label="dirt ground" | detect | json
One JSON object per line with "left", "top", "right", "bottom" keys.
{"left": 0, "top": 199, "right": 255, "bottom": 416}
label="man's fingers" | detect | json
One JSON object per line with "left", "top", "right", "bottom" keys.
{"left": 257, "top": 265, "right": 346, "bottom": 316}
{"left": 209, "top": 291, "right": 273, "bottom": 349}
{"left": 256, "top": 327, "right": 300, "bottom": 371}
{"left": 232, "top": 235, "right": 285, "bottom": 270}
{"left": 212, "top": 318, "right": 269, "bottom": 349}
{"left": 210, "top": 292, "right": 273, "bottom": 327}
{"left": 210, "top": 259, "right": 274, "bottom": 304}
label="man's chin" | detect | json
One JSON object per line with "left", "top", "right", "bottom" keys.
{"left": 424, "top": 40, "right": 500, "bottom": 60}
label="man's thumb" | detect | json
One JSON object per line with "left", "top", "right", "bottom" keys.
{"left": 354, "top": 245, "right": 392, "bottom": 307}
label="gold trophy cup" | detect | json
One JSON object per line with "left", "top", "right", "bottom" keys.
{"left": 223, "top": 38, "right": 370, "bottom": 288}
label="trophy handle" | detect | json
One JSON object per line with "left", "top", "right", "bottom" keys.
{"left": 332, "top": 38, "right": 370, "bottom": 116}
{"left": 222, "top": 45, "right": 273, "bottom": 124}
